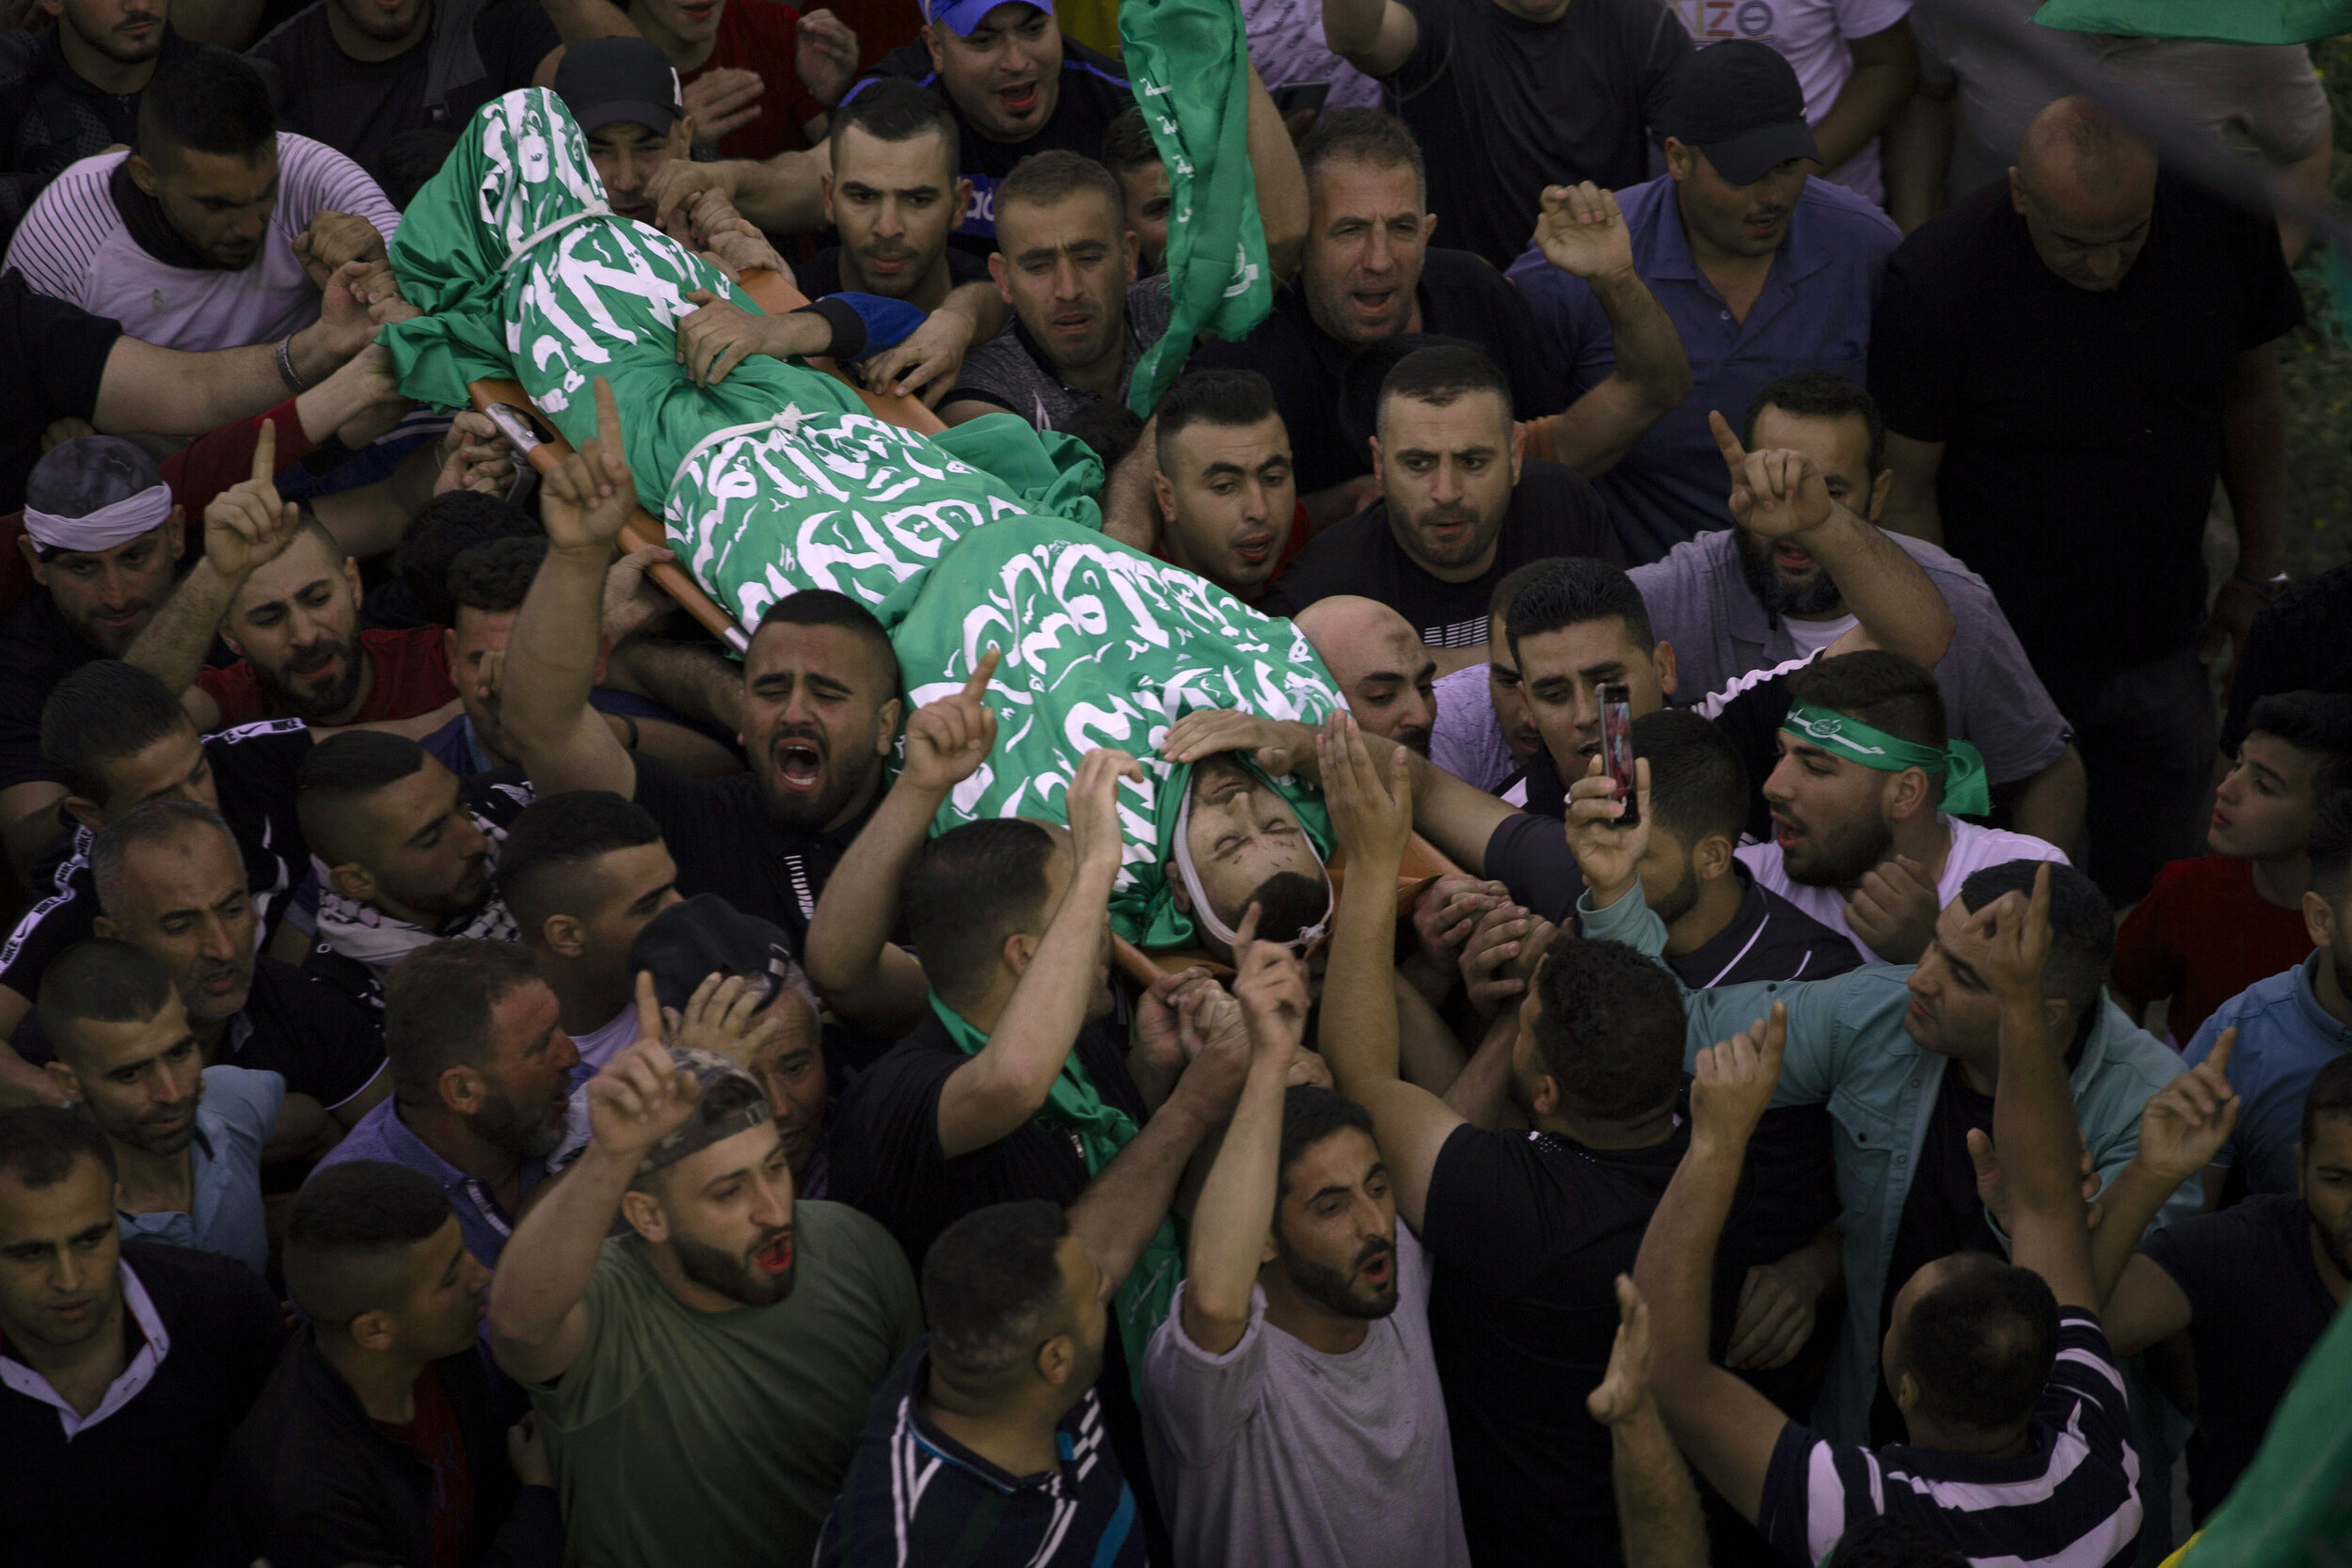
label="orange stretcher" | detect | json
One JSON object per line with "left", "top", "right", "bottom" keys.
{"left": 467, "top": 266, "right": 1460, "bottom": 964}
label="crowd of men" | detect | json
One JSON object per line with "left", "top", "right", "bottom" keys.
{"left": 0, "top": 0, "right": 2349, "bottom": 1562}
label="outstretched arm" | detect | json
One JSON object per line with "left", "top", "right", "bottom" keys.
{"left": 2086, "top": 1032, "right": 2237, "bottom": 1354}
{"left": 500, "top": 378, "right": 639, "bottom": 800}
{"left": 1321, "top": 0, "right": 1419, "bottom": 79}
{"left": 1314, "top": 713, "right": 1464, "bottom": 1230}
{"left": 1524, "top": 184, "right": 1692, "bottom": 480}
{"left": 1629, "top": 1003, "right": 1794, "bottom": 1526}
{"left": 1591, "top": 1275, "right": 1709, "bottom": 1568}
{"left": 1243, "top": 67, "right": 1310, "bottom": 280}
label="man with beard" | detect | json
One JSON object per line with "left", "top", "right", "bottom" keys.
{"left": 1295, "top": 596, "right": 1437, "bottom": 756}
{"left": 1739, "top": 652, "right": 2067, "bottom": 966}
{"left": 0, "top": 0, "right": 196, "bottom": 245}
{"left": 488, "top": 1022, "right": 921, "bottom": 1568}
{"left": 2183, "top": 791, "right": 2352, "bottom": 1198}
{"left": 503, "top": 467, "right": 926, "bottom": 1034}
{"left": 247, "top": 0, "right": 561, "bottom": 188}
{"left": 2090, "top": 1053, "right": 2352, "bottom": 1528}
{"left": 1146, "top": 368, "right": 1309, "bottom": 605}
{"left": 39, "top": 937, "right": 282, "bottom": 1275}
{"left": 311, "top": 939, "right": 581, "bottom": 1266}
{"left": 1629, "top": 372, "right": 2085, "bottom": 856}
{"left": 819, "top": 1200, "right": 1145, "bottom": 1565}
{"left": 136, "top": 515, "right": 459, "bottom": 734}
{"left": 799, "top": 76, "right": 980, "bottom": 308}
{"left": 0, "top": 1105, "right": 282, "bottom": 1568}
{"left": 1255, "top": 344, "right": 1618, "bottom": 673}
{"left": 1508, "top": 42, "right": 1902, "bottom": 563}
{"left": 1144, "top": 923, "right": 1470, "bottom": 1568}
{"left": 294, "top": 732, "right": 532, "bottom": 991}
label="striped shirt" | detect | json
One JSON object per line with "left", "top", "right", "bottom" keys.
{"left": 2, "top": 135, "right": 398, "bottom": 350}
{"left": 1758, "top": 1310, "right": 2143, "bottom": 1568}
{"left": 817, "top": 1341, "right": 1145, "bottom": 1568}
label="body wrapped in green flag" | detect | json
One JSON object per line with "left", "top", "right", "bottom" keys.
{"left": 2032, "top": 0, "right": 2352, "bottom": 45}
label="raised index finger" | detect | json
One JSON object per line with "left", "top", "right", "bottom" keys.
{"left": 592, "top": 375, "right": 623, "bottom": 456}
{"left": 1708, "top": 409, "right": 1746, "bottom": 475}
{"left": 962, "top": 645, "right": 1001, "bottom": 699}
{"left": 2204, "top": 1025, "right": 2237, "bottom": 1078}
{"left": 251, "top": 417, "right": 277, "bottom": 484}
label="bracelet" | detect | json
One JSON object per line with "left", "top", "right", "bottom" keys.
{"left": 621, "top": 714, "right": 640, "bottom": 752}
{"left": 275, "top": 335, "right": 310, "bottom": 394}
{"left": 2233, "top": 567, "right": 2291, "bottom": 603}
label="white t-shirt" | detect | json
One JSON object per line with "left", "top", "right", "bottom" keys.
{"left": 1738, "top": 815, "right": 2070, "bottom": 962}
{"left": 1783, "top": 611, "right": 1856, "bottom": 657}
{"left": 570, "top": 1005, "right": 641, "bottom": 1074}
{"left": 1142, "top": 1225, "right": 1470, "bottom": 1568}
{"left": 4, "top": 135, "right": 401, "bottom": 351}
{"left": 1666, "top": 0, "right": 1915, "bottom": 205}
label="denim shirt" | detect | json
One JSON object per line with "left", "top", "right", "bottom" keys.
{"left": 2184, "top": 952, "right": 2352, "bottom": 1196}
{"left": 116, "top": 1065, "right": 283, "bottom": 1277}
{"left": 1580, "top": 884, "right": 2194, "bottom": 1441}
{"left": 311, "top": 1094, "right": 553, "bottom": 1267}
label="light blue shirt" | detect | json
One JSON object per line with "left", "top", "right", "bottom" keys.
{"left": 115, "top": 1064, "right": 282, "bottom": 1277}
{"left": 312, "top": 1092, "right": 558, "bottom": 1267}
{"left": 1579, "top": 883, "right": 2193, "bottom": 1442}
{"left": 1507, "top": 173, "right": 1901, "bottom": 563}
{"left": 2184, "top": 952, "right": 2352, "bottom": 1196}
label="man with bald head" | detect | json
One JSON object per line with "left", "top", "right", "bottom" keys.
{"left": 1869, "top": 94, "right": 2301, "bottom": 905}
{"left": 1295, "top": 597, "right": 1437, "bottom": 756}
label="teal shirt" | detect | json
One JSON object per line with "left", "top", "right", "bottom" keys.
{"left": 1578, "top": 884, "right": 2194, "bottom": 1442}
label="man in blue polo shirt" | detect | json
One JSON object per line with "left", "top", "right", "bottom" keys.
{"left": 2186, "top": 790, "right": 2352, "bottom": 1196}
{"left": 1509, "top": 40, "right": 1901, "bottom": 563}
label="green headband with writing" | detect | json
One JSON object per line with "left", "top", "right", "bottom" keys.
{"left": 1781, "top": 702, "right": 1991, "bottom": 816}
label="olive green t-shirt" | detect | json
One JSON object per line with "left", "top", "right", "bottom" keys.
{"left": 527, "top": 1199, "right": 921, "bottom": 1568}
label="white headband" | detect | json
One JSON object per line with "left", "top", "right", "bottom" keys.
{"left": 24, "top": 483, "right": 172, "bottom": 555}
{"left": 1171, "top": 771, "right": 1334, "bottom": 955}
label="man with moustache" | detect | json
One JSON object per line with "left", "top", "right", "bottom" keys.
{"left": 40, "top": 937, "right": 282, "bottom": 1275}
{"left": 0, "top": 0, "right": 196, "bottom": 243}
{"left": 488, "top": 1027, "right": 922, "bottom": 1568}
{"left": 0, "top": 1105, "right": 283, "bottom": 1568}
{"left": 798, "top": 75, "right": 986, "bottom": 306}
{"left": 503, "top": 439, "right": 928, "bottom": 1037}
{"left": 311, "top": 940, "right": 582, "bottom": 1266}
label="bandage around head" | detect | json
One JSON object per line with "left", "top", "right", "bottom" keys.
{"left": 23, "top": 483, "right": 173, "bottom": 556}
{"left": 1171, "top": 771, "right": 1334, "bottom": 953}
{"left": 1781, "top": 702, "right": 1991, "bottom": 816}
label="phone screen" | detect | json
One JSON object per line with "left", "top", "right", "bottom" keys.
{"left": 1598, "top": 682, "right": 1640, "bottom": 828}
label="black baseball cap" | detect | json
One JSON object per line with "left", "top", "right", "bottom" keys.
{"left": 1656, "top": 41, "right": 1821, "bottom": 186}
{"left": 628, "top": 895, "right": 805, "bottom": 1016}
{"left": 554, "top": 37, "right": 685, "bottom": 137}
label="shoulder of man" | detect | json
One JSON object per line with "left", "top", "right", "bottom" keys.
{"left": 123, "top": 1234, "right": 283, "bottom": 1339}
{"left": 200, "top": 1063, "right": 289, "bottom": 1144}
{"left": 1791, "top": 174, "right": 1903, "bottom": 253}
{"left": 847, "top": 42, "right": 940, "bottom": 96}
{"left": 0, "top": 27, "right": 40, "bottom": 88}
{"left": 1057, "top": 36, "right": 1131, "bottom": 95}
{"left": 1756, "top": 884, "right": 1866, "bottom": 979}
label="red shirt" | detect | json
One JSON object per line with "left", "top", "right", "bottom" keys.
{"left": 1152, "top": 503, "right": 1312, "bottom": 606}
{"left": 373, "top": 1363, "right": 474, "bottom": 1568}
{"left": 2113, "top": 855, "right": 2314, "bottom": 1046}
{"left": 686, "top": 0, "right": 829, "bottom": 162}
{"left": 197, "top": 626, "right": 458, "bottom": 729}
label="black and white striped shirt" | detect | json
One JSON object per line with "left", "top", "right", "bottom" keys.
{"left": 1758, "top": 1310, "right": 2142, "bottom": 1568}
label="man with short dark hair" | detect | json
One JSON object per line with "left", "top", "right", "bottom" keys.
{"left": 246, "top": 0, "right": 561, "bottom": 187}
{"left": 40, "top": 936, "right": 280, "bottom": 1273}
{"left": 1100, "top": 103, "right": 1166, "bottom": 274}
{"left": 1427, "top": 557, "right": 1558, "bottom": 793}
{"left": 1146, "top": 367, "right": 1306, "bottom": 603}
{"left": 295, "top": 731, "right": 532, "bottom": 988}
{"left": 1627, "top": 865, "right": 2144, "bottom": 1565}
{"left": 1626, "top": 370, "right": 2084, "bottom": 853}
{"left": 217, "top": 1159, "right": 562, "bottom": 1568}
{"left": 1742, "top": 651, "right": 2067, "bottom": 966}
{"left": 802, "top": 75, "right": 980, "bottom": 306}
{"left": 311, "top": 939, "right": 580, "bottom": 1266}
{"left": 1294, "top": 597, "right": 1436, "bottom": 755}
{"left": 1871, "top": 95, "right": 2303, "bottom": 905}
{"left": 0, "top": 1103, "right": 282, "bottom": 1568}
{"left": 0, "top": 0, "right": 197, "bottom": 245}
{"left": 1511, "top": 42, "right": 1902, "bottom": 563}
{"left": 2183, "top": 789, "right": 2352, "bottom": 1198}
{"left": 500, "top": 790, "right": 681, "bottom": 1074}
{"left": 1189, "top": 109, "right": 1687, "bottom": 525}
{"left": 1319, "top": 0, "right": 1690, "bottom": 269}
{"left": 1258, "top": 344, "right": 1618, "bottom": 668}
{"left": 488, "top": 1026, "right": 921, "bottom": 1568}
{"left": 4, "top": 46, "right": 400, "bottom": 351}
{"left": 818, "top": 1199, "right": 1145, "bottom": 1564}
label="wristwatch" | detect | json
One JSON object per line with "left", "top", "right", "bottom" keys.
{"left": 2233, "top": 567, "right": 2292, "bottom": 603}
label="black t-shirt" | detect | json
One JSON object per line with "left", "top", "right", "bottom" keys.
{"left": 794, "top": 244, "right": 992, "bottom": 300}
{"left": 0, "top": 268, "right": 121, "bottom": 513}
{"left": 2220, "top": 560, "right": 2352, "bottom": 754}
{"left": 628, "top": 752, "right": 873, "bottom": 956}
{"left": 1256, "top": 461, "right": 1617, "bottom": 640}
{"left": 1387, "top": 0, "right": 1688, "bottom": 269}
{"left": 1870, "top": 1069, "right": 2001, "bottom": 1445}
{"left": 1669, "top": 866, "right": 1865, "bottom": 990}
{"left": 0, "top": 592, "right": 103, "bottom": 794}
{"left": 1422, "top": 1115, "right": 1760, "bottom": 1566}
{"left": 0, "top": 27, "right": 201, "bottom": 245}
{"left": 0, "top": 1240, "right": 284, "bottom": 1568}
{"left": 1187, "top": 247, "right": 1564, "bottom": 497}
{"left": 1867, "top": 173, "right": 2303, "bottom": 706}
{"left": 846, "top": 40, "right": 1132, "bottom": 259}
{"left": 0, "top": 718, "right": 314, "bottom": 1017}
{"left": 246, "top": 0, "right": 559, "bottom": 186}
{"left": 2138, "top": 1192, "right": 2342, "bottom": 1522}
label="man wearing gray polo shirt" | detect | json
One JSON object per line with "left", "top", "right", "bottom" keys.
{"left": 1630, "top": 371, "right": 2084, "bottom": 855}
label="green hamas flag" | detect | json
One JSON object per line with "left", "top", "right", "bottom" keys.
{"left": 2177, "top": 1298, "right": 2352, "bottom": 1566}
{"left": 1120, "top": 0, "right": 1273, "bottom": 416}
{"left": 2033, "top": 0, "right": 2352, "bottom": 44}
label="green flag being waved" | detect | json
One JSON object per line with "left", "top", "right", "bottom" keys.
{"left": 1120, "top": 0, "right": 1274, "bottom": 415}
